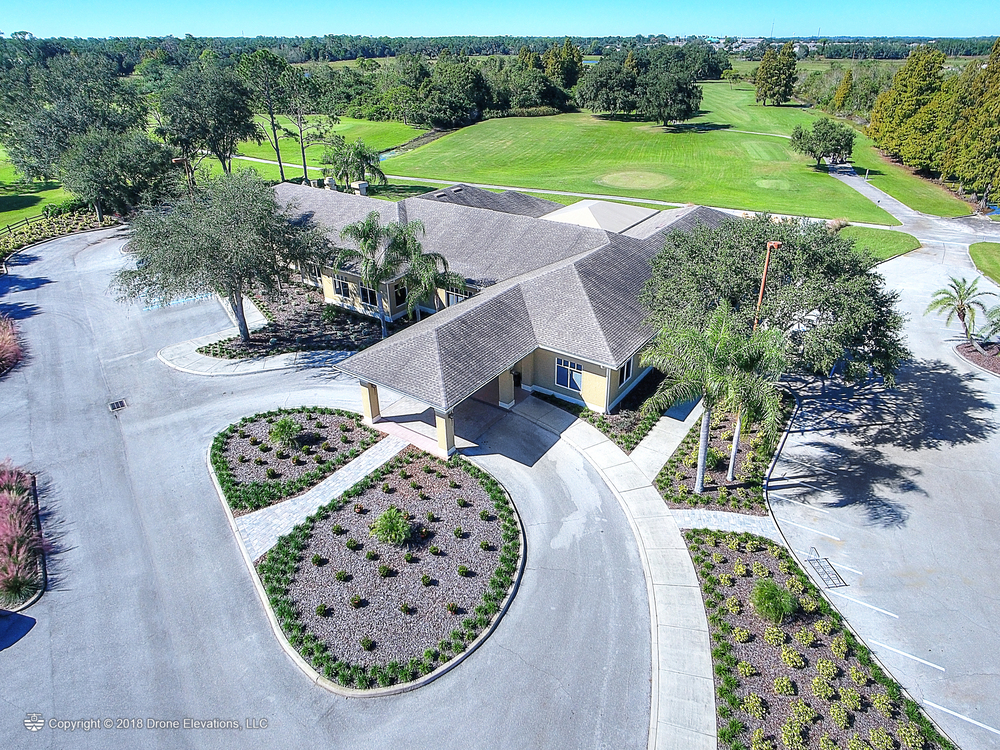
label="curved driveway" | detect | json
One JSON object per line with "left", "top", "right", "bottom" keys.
{"left": 0, "top": 231, "right": 649, "bottom": 749}
{"left": 770, "top": 242, "right": 1000, "bottom": 749}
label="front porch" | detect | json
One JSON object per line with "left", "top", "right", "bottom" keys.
{"left": 359, "top": 373, "right": 527, "bottom": 458}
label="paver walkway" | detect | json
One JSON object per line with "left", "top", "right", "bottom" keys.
{"left": 512, "top": 396, "right": 715, "bottom": 750}
{"left": 235, "top": 435, "right": 408, "bottom": 561}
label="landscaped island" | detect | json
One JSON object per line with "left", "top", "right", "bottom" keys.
{"left": 257, "top": 450, "right": 522, "bottom": 689}
{"left": 211, "top": 407, "right": 382, "bottom": 514}
{"left": 685, "top": 530, "right": 953, "bottom": 750}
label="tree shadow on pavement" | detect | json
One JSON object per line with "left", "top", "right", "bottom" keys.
{"left": 772, "top": 441, "right": 921, "bottom": 528}
{"left": 787, "top": 359, "right": 997, "bottom": 452}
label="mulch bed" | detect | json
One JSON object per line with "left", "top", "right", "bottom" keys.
{"left": 533, "top": 369, "right": 667, "bottom": 453}
{"left": 256, "top": 450, "right": 522, "bottom": 689}
{"left": 956, "top": 342, "right": 1000, "bottom": 376}
{"left": 654, "top": 407, "right": 786, "bottom": 516}
{"left": 198, "top": 281, "right": 397, "bottom": 359}
{"left": 685, "top": 529, "right": 951, "bottom": 750}
{"left": 211, "top": 407, "right": 382, "bottom": 515}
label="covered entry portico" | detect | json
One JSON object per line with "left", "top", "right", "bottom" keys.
{"left": 358, "top": 371, "right": 519, "bottom": 458}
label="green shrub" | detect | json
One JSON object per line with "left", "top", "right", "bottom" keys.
{"left": 849, "top": 665, "right": 868, "bottom": 686}
{"left": 786, "top": 576, "right": 805, "bottom": 594}
{"left": 752, "top": 561, "right": 770, "bottom": 578}
{"left": 791, "top": 699, "right": 816, "bottom": 724}
{"left": 453, "top": 526, "right": 463, "bottom": 538}
{"left": 732, "top": 627, "right": 751, "bottom": 643}
{"left": 811, "top": 676, "right": 836, "bottom": 700}
{"left": 741, "top": 692, "right": 767, "bottom": 719}
{"left": 897, "top": 721, "right": 924, "bottom": 749}
{"left": 360, "top": 637, "right": 374, "bottom": 651}
{"left": 269, "top": 417, "right": 301, "bottom": 447}
{"left": 847, "top": 735, "right": 867, "bottom": 750}
{"left": 350, "top": 594, "right": 362, "bottom": 608}
{"left": 446, "top": 602, "right": 458, "bottom": 614}
{"left": 733, "top": 559, "right": 748, "bottom": 576}
{"left": 773, "top": 676, "right": 795, "bottom": 696}
{"left": 311, "top": 553, "right": 322, "bottom": 566}
{"left": 751, "top": 579, "right": 798, "bottom": 624}
{"left": 421, "top": 574, "right": 432, "bottom": 586}
{"left": 814, "top": 619, "right": 836, "bottom": 636}
{"left": 378, "top": 564, "right": 392, "bottom": 578}
{"left": 781, "top": 644, "right": 806, "bottom": 669}
{"left": 815, "top": 658, "right": 838, "bottom": 680}
{"left": 799, "top": 594, "right": 819, "bottom": 613}
{"left": 335, "top": 570, "right": 349, "bottom": 582}
{"left": 818, "top": 734, "right": 837, "bottom": 750}
{"left": 764, "top": 626, "right": 786, "bottom": 647}
{"left": 400, "top": 602, "right": 411, "bottom": 614}
{"left": 793, "top": 627, "right": 816, "bottom": 647}
{"left": 457, "top": 565, "right": 469, "bottom": 577}
{"left": 872, "top": 691, "right": 894, "bottom": 718}
{"left": 369, "top": 506, "right": 412, "bottom": 546}
{"left": 750, "top": 728, "right": 776, "bottom": 750}
{"left": 429, "top": 545, "right": 440, "bottom": 556}
{"left": 346, "top": 538, "right": 360, "bottom": 550}
{"left": 829, "top": 702, "right": 850, "bottom": 730}
{"left": 737, "top": 660, "right": 757, "bottom": 677}
{"left": 868, "top": 728, "right": 893, "bottom": 750}
{"left": 315, "top": 603, "right": 327, "bottom": 616}
{"left": 725, "top": 596, "right": 742, "bottom": 615}
{"left": 831, "top": 634, "right": 849, "bottom": 659}
{"left": 719, "top": 573, "right": 735, "bottom": 587}
{"left": 780, "top": 718, "right": 806, "bottom": 750}
{"left": 839, "top": 687, "right": 861, "bottom": 711}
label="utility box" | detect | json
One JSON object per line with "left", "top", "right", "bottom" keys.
{"left": 324, "top": 177, "right": 337, "bottom": 191}
{"left": 350, "top": 181, "right": 369, "bottom": 196}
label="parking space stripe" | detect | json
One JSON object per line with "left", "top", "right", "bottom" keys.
{"left": 827, "top": 589, "right": 899, "bottom": 618}
{"left": 924, "top": 701, "right": 1000, "bottom": 736}
{"left": 869, "top": 640, "right": 945, "bottom": 671}
{"left": 775, "top": 517, "right": 841, "bottom": 540}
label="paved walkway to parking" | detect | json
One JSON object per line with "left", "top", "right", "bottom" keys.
{"left": 234, "top": 435, "right": 408, "bottom": 561}
{"left": 512, "top": 396, "right": 715, "bottom": 750}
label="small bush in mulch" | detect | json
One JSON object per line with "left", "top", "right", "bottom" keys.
{"left": 654, "top": 397, "right": 794, "bottom": 516}
{"left": 197, "top": 281, "right": 406, "bottom": 360}
{"left": 956, "top": 342, "right": 1000, "bottom": 376}
{"left": 256, "top": 450, "right": 522, "bottom": 690}
{"left": 211, "top": 407, "right": 381, "bottom": 514}
{"left": 0, "top": 461, "right": 46, "bottom": 608}
{"left": 532, "top": 370, "right": 667, "bottom": 454}
{"left": 684, "top": 529, "right": 953, "bottom": 750}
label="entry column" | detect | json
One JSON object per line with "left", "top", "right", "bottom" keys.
{"left": 359, "top": 381, "right": 381, "bottom": 424}
{"left": 499, "top": 370, "right": 515, "bottom": 410}
{"left": 435, "top": 410, "right": 456, "bottom": 456}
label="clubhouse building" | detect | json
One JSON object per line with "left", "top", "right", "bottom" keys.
{"left": 275, "top": 182, "right": 728, "bottom": 456}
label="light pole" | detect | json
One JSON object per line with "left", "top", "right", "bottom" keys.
{"left": 728, "top": 240, "right": 783, "bottom": 482}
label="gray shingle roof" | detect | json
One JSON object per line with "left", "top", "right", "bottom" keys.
{"left": 275, "top": 183, "right": 610, "bottom": 287}
{"left": 414, "top": 183, "right": 562, "bottom": 218}
{"left": 279, "top": 184, "right": 739, "bottom": 412}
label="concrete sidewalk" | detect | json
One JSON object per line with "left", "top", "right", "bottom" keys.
{"left": 234, "top": 435, "right": 408, "bottom": 561}
{"left": 512, "top": 396, "right": 715, "bottom": 750}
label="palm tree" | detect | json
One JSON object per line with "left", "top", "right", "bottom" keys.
{"left": 641, "top": 302, "right": 783, "bottom": 494}
{"left": 325, "top": 139, "right": 387, "bottom": 188}
{"left": 337, "top": 211, "right": 408, "bottom": 339}
{"left": 395, "top": 223, "right": 466, "bottom": 320}
{"left": 925, "top": 276, "right": 996, "bottom": 351}
{"left": 725, "top": 327, "right": 788, "bottom": 482}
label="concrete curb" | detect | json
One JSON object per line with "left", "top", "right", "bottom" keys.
{"left": 206, "top": 444, "right": 527, "bottom": 698}
{"left": 1, "top": 222, "right": 124, "bottom": 271}
{"left": 764, "top": 385, "right": 960, "bottom": 749}
{"left": 953, "top": 344, "right": 1000, "bottom": 379}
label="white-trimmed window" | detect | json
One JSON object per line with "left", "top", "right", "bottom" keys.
{"left": 360, "top": 284, "right": 378, "bottom": 306}
{"left": 618, "top": 358, "right": 633, "bottom": 387}
{"left": 302, "top": 263, "right": 322, "bottom": 286}
{"left": 556, "top": 357, "right": 583, "bottom": 392}
{"left": 393, "top": 283, "right": 407, "bottom": 307}
{"left": 446, "top": 287, "right": 466, "bottom": 307}
{"left": 332, "top": 275, "right": 350, "bottom": 298}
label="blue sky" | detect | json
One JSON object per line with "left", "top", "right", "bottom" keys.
{"left": 2, "top": 0, "right": 996, "bottom": 40}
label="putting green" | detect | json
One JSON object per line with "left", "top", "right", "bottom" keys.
{"left": 597, "top": 171, "right": 677, "bottom": 189}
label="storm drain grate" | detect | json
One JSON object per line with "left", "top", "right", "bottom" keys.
{"left": 108, "top": 399, "right": 127, "bottom": 412}
{"left": 806, "top": 548, "right": 848, "bottom": 588}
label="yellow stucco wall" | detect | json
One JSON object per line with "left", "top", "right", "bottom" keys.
{"left": 532, "top": 348, "right": 609, "bottom": 412}
{"left": 319, "top": 268, "right": 408, "bottom": 319}
{"left": 608, "top": 353, "right": 640, "bottom": 405}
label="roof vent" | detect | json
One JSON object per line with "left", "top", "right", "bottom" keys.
{"left": 452, "top": 187, "right": 463, "bottom": 193}
{"left": 434, "top": 193, "right": 446, "bottom": 198}
{"left": 109, "top": 399, "right": 127, "bottom": 412}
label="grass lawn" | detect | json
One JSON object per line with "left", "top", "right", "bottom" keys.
{"left": 970, "top": 242, "right": 1000, "bottom": 286}
{"left": 848, "top": 135, "right": 971, "bottom": 217}
{"left": 839, "top": 226, "right": 921, "bottom": 261}
{"left": 385, "top": 83, "right": 897, "bottom": 224}
{"left": 0, "top": 147, "right": 71, "bottom": 227}
{"left": 237, "top": 116, "right": 425, "bottom": 169}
